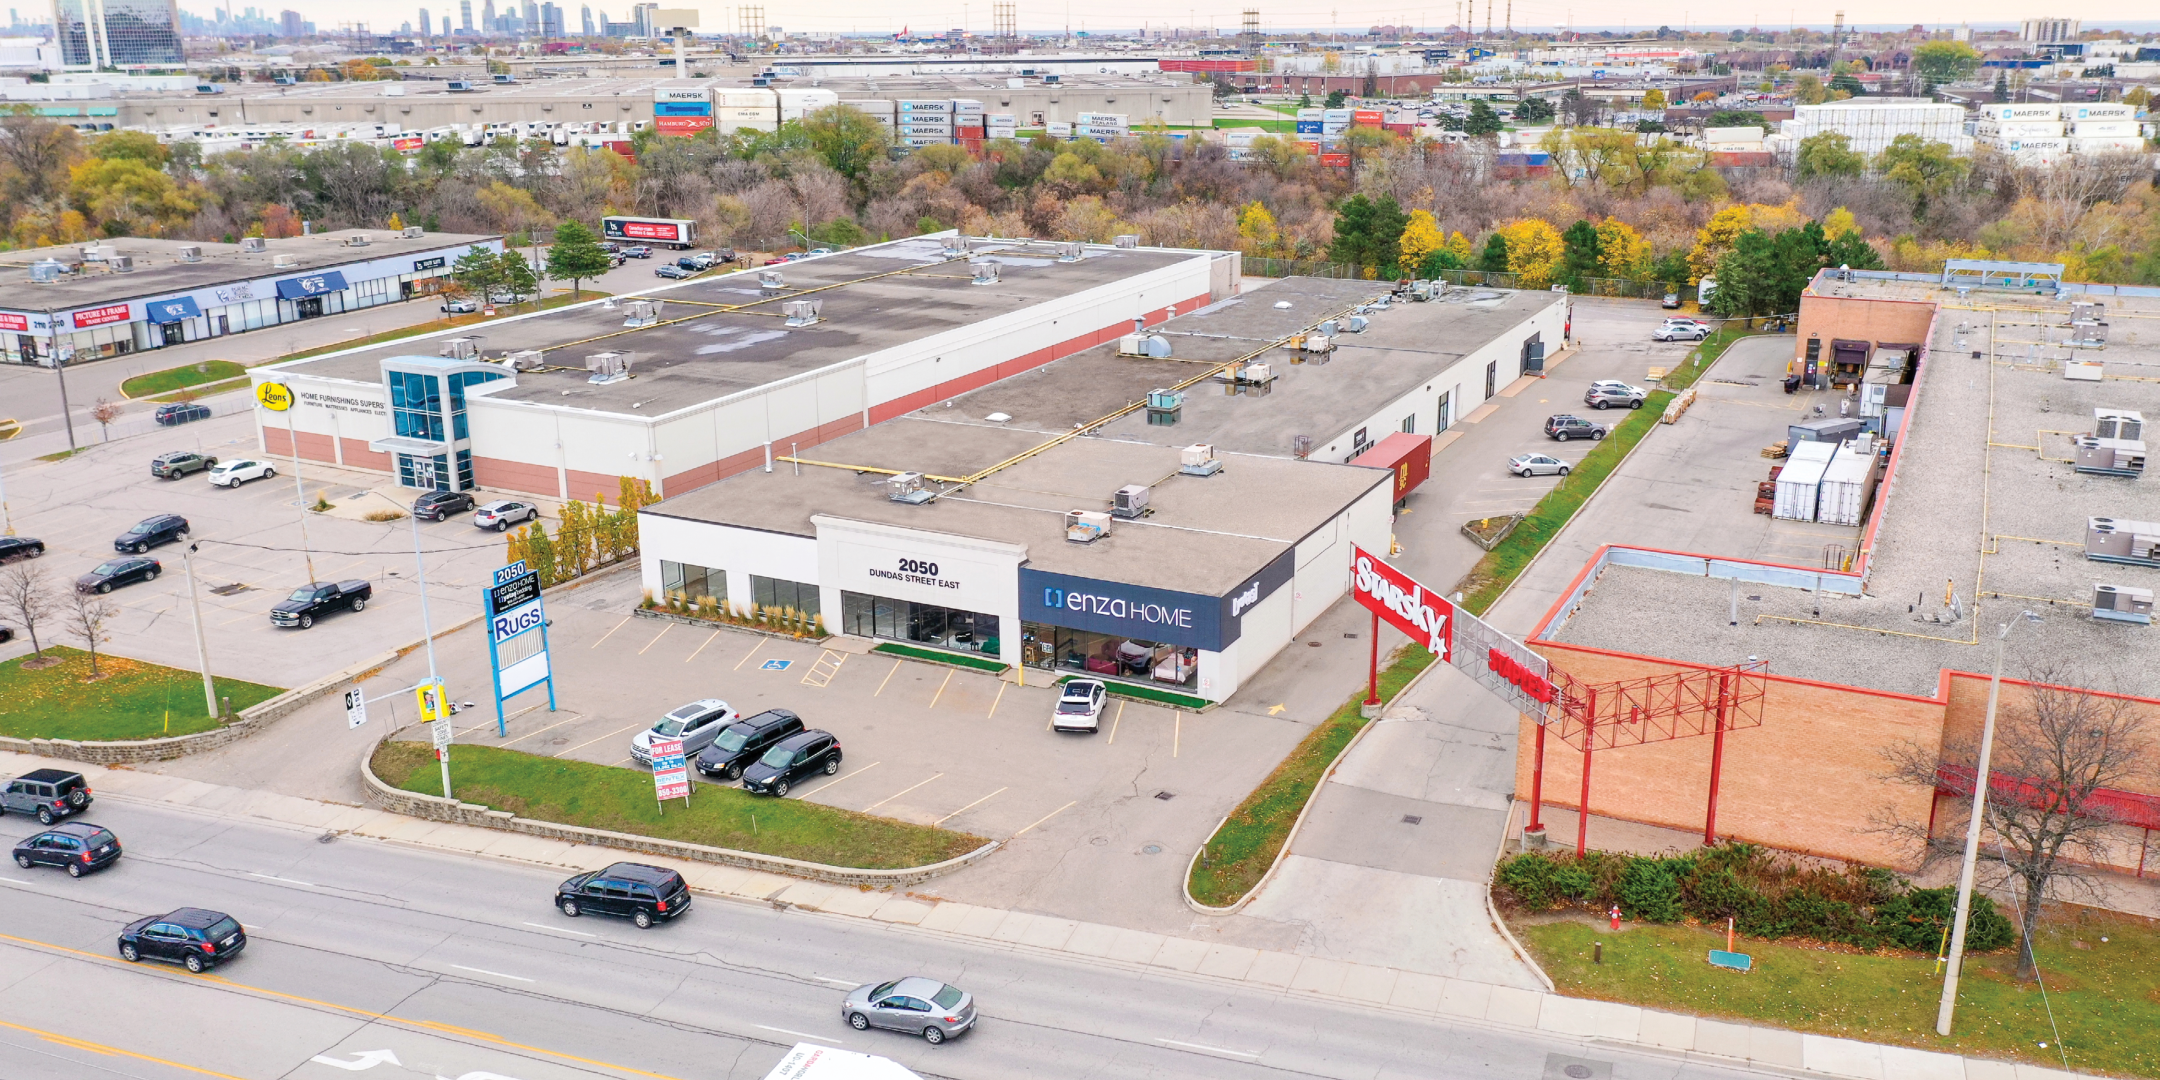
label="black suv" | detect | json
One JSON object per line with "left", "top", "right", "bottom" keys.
{"left": 118, "top": 908, "right": 246, "bottom": 972}
{"left": 13, "top": 821, "right": 122, "bottom": 877}
{"left": 412, "top": 490, "right": 475, "bottom": 521}
{"left": 0, "top": 535, "right": 44, "bottom": 562}
{"left": 154, "top": 403, "right": 212, "bottom": 426}
{"left": 1, "top": 769, "right": 93, "bottom": 824}
{"left": 113, "top": 514, "right": 188, "bottom": 553}
{"left": 150, "top": 451, "right": 218, "bottom": 479}
{"left": 741, "top": 730, "right": 842, "bottom": 797}
{"left": 556, "top": 862, "right": 691, "bottom": 928}
{"left": 1544, "top": 415, "right": 1608, "bottom": 442}
{"left": 695, "top": 709, "right": 805, "bottom": 782}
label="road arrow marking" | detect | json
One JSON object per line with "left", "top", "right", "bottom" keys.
{"left": 310, "top": 1049, "right": 400, "bottom": 1071}
{"left": 1267, "top": 703, "right": 1287, "bottom": 715}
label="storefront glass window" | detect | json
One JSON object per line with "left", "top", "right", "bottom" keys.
{"left": 752, "top": 575, "right": 820, "bottom": 619}
{"left": 390, "top": 370, "right": 444, "bottom": 440}
{"left": 1020, "top": 621, "right": 1198, "bottom": 690}
{"left": 662, "top": 560, "right": 725, "bottom": 604}
{"left": 839, "top": 591, "right": 999, "bottom": 655}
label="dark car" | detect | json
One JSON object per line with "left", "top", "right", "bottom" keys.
{"left": 269, "top": 579, "right": 371, "bottom": 628}
{"left": 77, "top": 556, "right": 160, "bottom": 593}
{"left": 118, "top": 908, "right": 246, "bottom": 973}
{"left": 555, "top": 862, "right": 690, "bottom": 929}
{"left": 1544, "top": 414, "right": 1608, "bottom": 442}
{"left": 0, "top": 535, "right": 44, "bottom": 562}
{"left": 654, "top": 264, "right": 692, "bottom": 279}
{"left": 13, "top": 821, "right": 122, "bottom": 877}
{"left": 695, "top": 709, "right": 805, "bottom": 782}
{"left": 412, "top": 490, "right": 475, "bottom": 521}
{"left": 740, "top": 729, "right": 842, "bottom": 797}
{"left": 2, "top": 769, "right": 93, "bottom": 824}
{"left": 150, "top": 451, "right": 217, "bottom": 479}
{"left": 153, "top": 402, "right": 212, "bottom": 426}
{"left": 113, "top": 514, "right": 188, "bottom": 553}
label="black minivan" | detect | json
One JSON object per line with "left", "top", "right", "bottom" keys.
{"left": 740, "top": 730, "right": 842, "bottom": 797}
{"left": 695, "top": 709, "right": 805, "bottom": 782}
{"left": 556, "top": 862, "right": 690, "bottom": 929}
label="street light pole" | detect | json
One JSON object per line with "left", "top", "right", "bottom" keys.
{"left": 48, "top": 310, "right": 77, "bottom": 452}
{"left": 1936, "top": 610, "right": 2039, "bottom": 1036}
{"left": 410, "top": 504, "right": 449, "bottom": 800}
{"left": 283, "top": 410, "right": 317, "bottom": 583}
{"left": 181, "top": 544, "right": 219, "bottom": 719}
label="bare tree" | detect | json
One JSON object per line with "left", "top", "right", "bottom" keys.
{"left": 1882, "top": 665, "right": 2154, "bottom": 980}
{"left": 0, "top": 560, "right": 55, "bottom": 661}
{"left": 91, "top": 398, "right": 122, "bottom": 441}
{"left": 66, "top": 590, "right": 117, "bottom": 679}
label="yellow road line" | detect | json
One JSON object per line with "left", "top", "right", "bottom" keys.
{"left": 636, "top": 623, "right": 671, "bottom": 654}
{"left": 928, "top": 668, "right": 954, "bottom": 709}
{"left": 934, "top": 786, "right": 1008, "bottom": 826}
{"left": 731, "top": 639, "right": 766, "bottom": 671}
{"left": 0, "top": 1017, "right": 249, "bottom": 1080}
{"left": 1012, "top": 800, "right": 1077, "bottom": 838}
{"left": 861, "top": 772, "right": 943, "bottom": 812}
{"left": 873, "top": 657, "right": 901, "bottom": 696}
{"left": 987, "top": 682, "right": 1006, "bottom": 718}
{"left": 687, "top": 629, "right": 722, "bottom": 662}
{"left": 1107, "top": 700, "right": 1125, "bottom": 744}
{"left": 589, "top": 615, "right": 632, "bottom": 649}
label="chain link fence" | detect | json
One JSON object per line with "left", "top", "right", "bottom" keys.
{"left": 1243, "top": 259, "right": 1683, "bottom": 299}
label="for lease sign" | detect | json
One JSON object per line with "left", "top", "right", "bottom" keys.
{"left": 650, "top": 737, "right": 690, "bottom": 802}
{"left": 1350, "top": 545, "right": 1452, "bottom": 661}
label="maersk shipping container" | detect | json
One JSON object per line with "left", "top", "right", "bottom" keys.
{"left": 898, "top": 99, "right": 951, "bottom": 114}
{"left": 1983, "top": 103, "right": 2060, "bottom": 121}
{"left": 846, "top": 99, "right": 896, "bottom": 124}
{"left": 897, "top": 124, "right": 955, "bottom": 139}
{"left": 2071, "top": 121, "right": 2141, "bottom": 138}
{"left": 1815, "top": 441, "right": 1874, "bottom": 527}
{"left": 1297, "top": 107, "right": 1323, "bottom": 122}
{"left": 2069, "top": 103, "right": 2134, "bottom": 120}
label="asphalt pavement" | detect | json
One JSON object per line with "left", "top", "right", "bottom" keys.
{"left": 0, "top": 794, "right": 1779, "bottom": 1080}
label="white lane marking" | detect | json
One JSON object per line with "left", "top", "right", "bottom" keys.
{"left": 756, "top": 1025, "right": 843, "bottom": 1044}
{"left": 813, "top": 976, "right": 860, "bottom": 988}
{"left": 309, "top": 1048, "right": 401, "bottom": 1070}
{"left": 449, "top": 963, "right": 535, "bottom": 983}
{"left": 0, "top": 876, "right": 33, "bottom": 885}
{"left": 520, "top": 921, "right": 594, "bottom": 937}
{"left": 249, "top": 872, "right": 314, "bottom": 886}
{"left": 1156, "top": 1038, "right": 1259, "bottom": 1058}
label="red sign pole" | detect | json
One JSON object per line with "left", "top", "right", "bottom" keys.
{"left": 1529, "top": 721, "right": 1546, "bottom": 832}
{"left": 1364, "top": 609, "right": 1380, "bottom": 707}
{"left": 1704, "top": 672, "right": 1730, "bottom": 846}
{"left": 1577, "top": 688, "right": 1597, "bottom": 857}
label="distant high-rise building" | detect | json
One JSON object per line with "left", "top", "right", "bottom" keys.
{"left": 417, "top": 6, "right": 429, "bottom": 36}
{"left": 539, "top": 0, "right": 559, "bottom": 35}
{"left": 275, "top": 6, "right": 299, "bottom": 36}
{"left": 458, "top": 0, "right": 471, "bottom": 32}
{"left": 520, "top": 0, "right": 534, "bottom": 34}
{"left": 579, "top": 3, "right": 590, "bottom": 35}
{"left": 480, "top": 0, "right": 493, "bottom": 32}
{"left": 53, "top": 0, "right": 185, "bottom": 66}
{"left": 2020, "top": 17, "right": 2078, "bottom": 44}
{"left": 630, "top": 0, "right": 653, "bottom": 36}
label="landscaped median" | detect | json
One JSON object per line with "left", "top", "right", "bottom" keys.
{"left": 119, "top": 359, "right": 246, "bottom": 399}
{"left": 368, "top": 737, "right": 995, "bottom": 884}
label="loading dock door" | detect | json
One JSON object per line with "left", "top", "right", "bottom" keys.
{"left": 1831, "top": 339, "right": 1869, "bottom": 386}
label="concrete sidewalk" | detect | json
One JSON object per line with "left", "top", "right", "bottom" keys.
{"left": 4, "top": 746, "right": 2087, "bottom": 1080}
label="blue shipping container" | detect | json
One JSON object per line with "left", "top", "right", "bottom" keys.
{"left": 1294, "top": 121, "right": 1323, "bottom": 134}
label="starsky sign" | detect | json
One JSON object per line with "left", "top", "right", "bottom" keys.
{"left": 1351, "top": 545, "right": 1452, "bottom": 661}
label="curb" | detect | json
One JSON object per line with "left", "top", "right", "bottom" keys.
{"left": 1487, "top": 798, "right": 1556, "bottom": 992}
{"left": 357, "top": 724, "right": 1000, "bottom": 888}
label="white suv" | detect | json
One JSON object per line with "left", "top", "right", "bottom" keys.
{"left": 207, "top": 459, "right": 276, "bottom": 487}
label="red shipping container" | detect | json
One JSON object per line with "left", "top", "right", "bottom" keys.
{"left": 956, "top": 124, "right": 985, "bottom": 137}
{"left": 1348, "top": 432, "right": 1433, "bottom": 500}
{"left": 1383, "top": 122, "right": 1416, "bottom": 135}
{"left": 959, "top": 137, "right": 984, "bottom": 155}
{"left": 1352, "top": 109, "right": 1384, "bottom": 126}
{"left": 1319, "top": 152, "right": 1351, "bottom": 167}
{"left": 654, "top": 115, "right": 714, "bottom": 136}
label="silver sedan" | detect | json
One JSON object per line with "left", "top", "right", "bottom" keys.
{"left": 1509, "top": 453, "right": 1571, "bottom": 477}
{"left": 842, "top": 977, "right": 976, "bottom": 1044}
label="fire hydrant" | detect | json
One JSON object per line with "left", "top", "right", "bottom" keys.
{"left": 1609, "top": 904, "right": 1622, "bottom": 931}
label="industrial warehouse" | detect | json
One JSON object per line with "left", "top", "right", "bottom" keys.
{"left": 0, "top": 228, "right": 500, "bottom": 366}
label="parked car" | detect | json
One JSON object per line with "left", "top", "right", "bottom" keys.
{"left": 207, "top": 459, "right": 275, "bottom": 487}
{"left": 679, "top": 252, "right": 719, "bottom": 271}
{"left": 270, "top": 580, "right": 372, "bottom": 629}
{"left": 474, "top": 500, "right": 539, "bottom": 531}
{"left": 1053, "top": 680, "right": 1107, "bottom": 733}
{"left": 1584, "top": 383, "right": 1648, "bottom": 409}
{"left": 713, "top": 247, "right": 738, "bottom": 263}
{"left": 441, "top": 296, "right": 480, "bottom": 314}
{"left": 411, "top": 490, "right": 475, "bottom": 521}
{"left": 654, "top": 264, "right": 692, "bottom": 279}
{"left": 0, "top": 625, "right": 12, "bottom": 643}
{"left": 13, "top": 821, "right": 121, "bottom": 877}
{"left": 2, "top": 769, "right": 93, "bottom": 824}
{"left": 1652, "top": 322, "right": 1710, "bottom": 342}
{"left": 806, "top": 247, "right": 833, "bottom": 256}
{"left": 1544, "top": 415, "right": 1607, "bottom": 442}
{"left": 117, "top": 908, "right": 246, "bottom": 973}
{"left": 113, "top": 514, "right": 187, "bottom": 553}
{"left": 77, "top": 557, "right": 160, "bottom": 594}
{"left": 694, "top": 709, "right": 803, "bottom": 781}
{"left": 621, "top": 245, "right": 653, "bottom": 258}
{"left": 1661, "top": 292, "right": 1682, "bottom": 309}
{"left": 150, "top": 451, "right": 217, "bottom": 479}
{"left": 1509, "top": 453, "right": 1571, "bottom": 477}
{"left": 842, "top": 977, "right": 977, "bottom": 1044}
{"left": 740, "top": 729, "right": 842, "bottom": 797}
{"left": 555, "top": 862, "right": 690, "bottom": 929}
{"left": 631, "top": 699, "right": 739, "bottom": 767}
{"left": 153, "top": 402, "right": 213, "bottom": 426}
{"left": 0, "top": 535, "right": 44, "bottom": 562}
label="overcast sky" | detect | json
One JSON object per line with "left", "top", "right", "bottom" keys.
{"left": 226, "top": 3, "right": 2156, "bottom": 37}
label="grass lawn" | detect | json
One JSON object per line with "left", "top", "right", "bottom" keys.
{"left": 374, "top": 741, "right": 988, "bottom": 870}
{"left": 146, "top": 376, "right": 250, "bottom": 404}
{"left": 0, "top": 646, "right": 284, "bottom": 741}
{"left": 871, "top": 642, "right": 1004, "bottom": 673}
{"left": 1215, "top": 117, "right": 1297, "bottom": 132}
{"left": 120, "top": 359, "right": 246, "bottom": 399}
{"left": 1517, "top": 906, "right": 2160, "bottom": 1078}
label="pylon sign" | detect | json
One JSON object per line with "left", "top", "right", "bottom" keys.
{"left": 1352, "top": 545, "right": 1454, "bottom": 659}
{"left": 1349, "top": 545, "right": 1561, "bottom": 723}
{"left": 485, "top": 559, "right": 556, "bottom": 736}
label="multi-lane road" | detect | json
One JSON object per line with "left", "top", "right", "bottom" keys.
{"left": 0, "top": 797, "right": 1770, "bottom": 1080}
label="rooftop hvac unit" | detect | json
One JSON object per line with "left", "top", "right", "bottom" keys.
{"left": 1179, "top": 443, "right": 1222, "bottom": 477}
{"left": 782, "top": 299, "right": 822, "bottom": 326}
{"left": 1292, "top": 434, "right": 1314, "bottom": 459}
{"left": 438, "top": 336, "right": 483, "bottom": 359}
{"left": 1226, "top": 361, "right": 1274, "bottom": 386}
{"left": 1146, "top": 388, "right": 1185, "bottom": 411}
{"left": 1111, "top": 484, "right": 1150, "bottom": 519}
{"left": 2095, "top": 410, "right": 2143, "bottom": 441}
{"left": 272, "top": 253, "right": 298, "bottom": 268}
{"left": 79, "top": 244, "right": 102, "bottom": 261}
{"left": 1317, "top": 319, "right": 1339, "bottom": 336}
{"left": 1119, "top": 333, "right": 1171, "bottom": 358}
{"left": 28, "top": 259, "right": 61, "bottom": 283}
{"left": 2069, "top": 319, "right": 2110, "bottom": 349}
{"left": 1299, "top": 332, "right": 1335, "bottom": 355}
{"left": 1065, "top": 509, "right": 1112, "bottom": 543}
{"left": 1057, "top": 242, "right": 1084, "bottom": 263}
{"left": 2065, "top": 360, "right": 2104, "bottom": 381}
{"left": 758, "top": 269, "right": 785, "bottom": 291}
{"left": 1345, "top": 315, "right": 1370, "bottom": 333}
{"left": 343, "top": 234, "right": 371, "bottom": 247}
{"left": 109, "top": 255, "right": 133, "bottom": 272}
{"left": 178, "top": 245, "right": 202, "bottom": 263}
{"left": 888, "top": 472, "right": 934, "bottom": 505}
{"left": 1409, "top": 280, "right": 1438, "bottom": 301}
{"left": 240, "top": 236, "right": 268, "bottom": 253}
{"left": 2086, "top": 517, "right": 2160, "bottom": 567}
{"left": 971, "top": 261, "right": 1000, "bottom": 286}
{"left": 2093, "top": 583, "right": 2154, "bottom": 625}
{"left": 2072, "top": 301, "right": 2104, "bottom": 323}
{"left": 505, "top": 349, "right": 544, "bottom": 371}
{"left": 622, "top": 299, "right": 662, "bottom": 327}
{"left": 586, "top": 351, "right": 631, "bottom": 384}
{"left": 402, "top": 226, "right": 425, "bottom": 238}
{"left": 2073, "top": 435, "right": 2146, "bottom": 478}
{"left": 1112, "top": 234, "right": 1138, "bottom": 249}
{"left": 941, "top": 236, "right": 971, "bottom": 257}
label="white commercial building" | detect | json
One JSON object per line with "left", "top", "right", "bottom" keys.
{"left": 1777, "top": 99, "right": 1972, "bottom": 157}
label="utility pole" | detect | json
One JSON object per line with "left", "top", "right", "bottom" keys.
{"left": 48, "top": 311, "right": 76, "bottom": 452}
{"left": 182, "top": 544, "right": 219, "bottom": 719}
{"left": 410, "top": 508, "right": 450, "bottom": 800}
{"left": 283, "top": 409, "right": 318, "bottom": 583}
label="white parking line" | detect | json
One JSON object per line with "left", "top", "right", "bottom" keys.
{"left": 933, "top": 786, "right": 1007, "bottom": 826}
{"left": 520, "top": 921, "right": 594, "bottom": 937}
{"left": 861, "top": 772, "right": 942, "bottom": 813}
{"left": 450, "top": 963, "right": 535, "bottom": 983}
{"left": 248, "top": 872, "right": 314, "bottom": 887}
{"left": 589, "top": 615, "right": 632, "bottom": 649}
{"left": 1155, "top": 1038, "right": 1258, "bottom": 1058}
{"left": 813, "top": 977, "right": 860, "bottom": 988}
{"left": 1011, "top": 800, "right": 1077, "bottom": 839}
{"left": 558, "top": 724, "right": 639, "bottom": 757}
{"left": 757, "top": 1025, "right": 843, "bottom": 1043}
